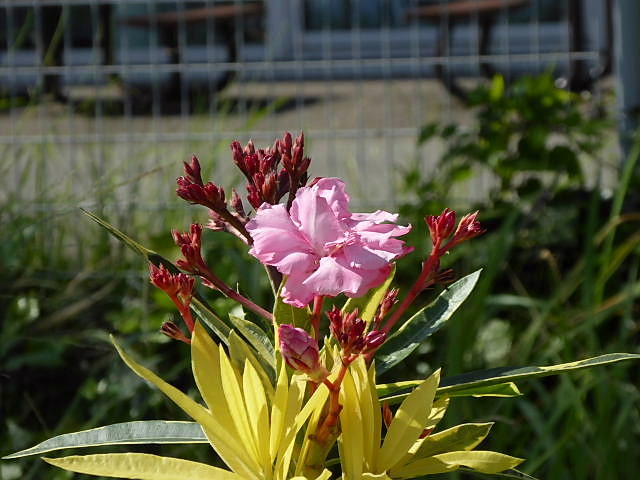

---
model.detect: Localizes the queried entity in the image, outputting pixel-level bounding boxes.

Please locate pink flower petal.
[342,244,391,270]
[290,184,345,253]
[281,271,318,307]
[303,256,365,297]
[247,203,317,274]
[315,177,352,219]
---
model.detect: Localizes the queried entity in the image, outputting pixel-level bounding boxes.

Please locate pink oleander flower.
[278,324,328,381]
[246,177,413,307]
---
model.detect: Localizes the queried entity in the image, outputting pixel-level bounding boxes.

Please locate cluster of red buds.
[172,224,206,275]
[327,307,387,358]
[176,156,251,243]
[278,324,329,382]
[231,132,310,210]
[426,208,485,252]
[380,209,484,335]
[149,263,195,344]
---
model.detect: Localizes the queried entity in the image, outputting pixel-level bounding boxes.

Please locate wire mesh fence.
[1,0,614,264]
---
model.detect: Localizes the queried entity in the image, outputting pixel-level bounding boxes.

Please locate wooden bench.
[123,3,264,96]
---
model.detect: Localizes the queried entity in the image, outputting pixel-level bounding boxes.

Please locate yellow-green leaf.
[112,336,258,479]
[218,346,261,468]
[191,323,238,436]
[411,423,493,459]
[424,397,450,432]
[377,369,440,471]
[243,359,272,474]
[44,453,242,479]
[339,367,364,479]
[351,359,378,469]
[270,362,290,463]
[392,450,523,477]
[228,330,275,400]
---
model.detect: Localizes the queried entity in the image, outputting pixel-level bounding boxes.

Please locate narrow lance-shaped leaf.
[44,453,242,480]
[228,314,276,375]
[112,335,260,478]
[81,209,232,342]
[438,353,640,394]
[377,382,521,406]
[382,353,640,404]
[459,466,541,480]
[376,270,481,375]
[2,421,207,459]
[377,369,441,471]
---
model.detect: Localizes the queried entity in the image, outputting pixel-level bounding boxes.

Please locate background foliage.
[2,73,639,480]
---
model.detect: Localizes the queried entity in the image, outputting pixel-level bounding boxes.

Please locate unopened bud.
[183,155,203,185]
[453,211,484,243]
[363,330,387,351]
[279,324,328,381]
[426,208,457,246]
[161,321,191,344]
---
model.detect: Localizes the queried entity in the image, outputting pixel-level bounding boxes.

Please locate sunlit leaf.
[43,453,241,479]
[376,271,481,375]
[438,353,640,394]
[339,367,364,479]
[81,209,232,342]
[379,382,521,406]
[2,421,207,459]
[377,370,440,471]
[410,423,493,459]
[391,450,523,477]
[113,336,259,478]
[228,330,276,393]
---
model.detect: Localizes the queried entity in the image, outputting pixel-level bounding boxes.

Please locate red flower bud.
[453,211,485,243]
[426,208,457,246]
[183,155,203,185]
[278,324,328,381]
[363,330,387,351]
[161,321,191,344]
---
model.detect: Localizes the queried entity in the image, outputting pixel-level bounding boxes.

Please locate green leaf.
[43,453,242,479]
[490,75,505,101]
[411,423,494,459]
[81,209,232,342]
[378,370,440,471]
[418,124,439,145]
[378,382,520,406]
[2,421,207,459]
[375,270,481,375]
[343,265,396,323]
[438,353,640,394]
[459,466,541,479]
[228,330,276,389]
[273,285,311,330]
[392,450,523,477]
[228,315,275,375]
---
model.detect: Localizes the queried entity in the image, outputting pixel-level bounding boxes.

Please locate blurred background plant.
[3,70,638,480]
[394,73,640,479]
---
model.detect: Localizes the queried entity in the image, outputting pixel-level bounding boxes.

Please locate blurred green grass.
[2,75,639,480]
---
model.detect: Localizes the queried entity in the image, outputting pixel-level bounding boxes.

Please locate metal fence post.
[614,0,640,156]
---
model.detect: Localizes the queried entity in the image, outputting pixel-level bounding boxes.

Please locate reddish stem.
[381,240,443,335]
[168,294,195,332]
[311,295,325,341]
[314,358,351,445]
[198,264,274,322]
